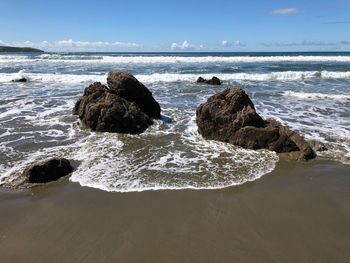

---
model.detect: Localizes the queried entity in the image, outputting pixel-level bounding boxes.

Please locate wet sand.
[1,159,350,263]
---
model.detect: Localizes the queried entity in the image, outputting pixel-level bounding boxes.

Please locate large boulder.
[107,71,161,118]
[196,88,316,161]
[22,158,73,184]
[196,76,221,85]
[73,82,153,133]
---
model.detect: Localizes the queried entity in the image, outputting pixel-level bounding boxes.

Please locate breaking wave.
[2,54,350,64]
[281,91,350,101]
[1,70,350,84]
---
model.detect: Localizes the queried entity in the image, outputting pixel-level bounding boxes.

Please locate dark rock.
[73,82,153,133]
[12,77,27,83]
[196,76,221,85]
[22,158,73,184]
[196,88,316,161]
[107,71,161,118]
[197,77,206,83]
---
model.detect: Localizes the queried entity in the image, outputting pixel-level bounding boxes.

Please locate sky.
[0,0,349,52]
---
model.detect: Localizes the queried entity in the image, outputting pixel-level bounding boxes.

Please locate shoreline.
[1,159,350,262]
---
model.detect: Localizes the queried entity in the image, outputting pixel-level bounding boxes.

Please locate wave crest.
[2,54,350,63]
[1,70,349,84]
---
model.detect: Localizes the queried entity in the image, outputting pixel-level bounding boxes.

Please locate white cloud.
[221,40,245,47]
[170,40,194,50]
[53,39,141,50]
[221,40,229,47]
[0,39,141,51]
[270,7,302,15]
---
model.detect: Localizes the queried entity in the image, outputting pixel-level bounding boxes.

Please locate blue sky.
[0,0,349,51]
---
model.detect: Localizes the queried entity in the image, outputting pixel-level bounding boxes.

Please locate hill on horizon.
[0,46,44,53]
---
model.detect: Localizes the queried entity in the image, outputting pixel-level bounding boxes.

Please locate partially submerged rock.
[23,158,73,184]
[196,88,316,161]
[12,77,27,83]
[0,158,73,189]
[74,82,153,133]
[107,72,161,118]
[74,72,161,134]
[196,76,221,85]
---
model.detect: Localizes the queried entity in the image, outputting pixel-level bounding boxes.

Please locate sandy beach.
[1,159,350,263]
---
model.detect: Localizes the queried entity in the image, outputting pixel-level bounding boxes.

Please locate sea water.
[0,52,349,191]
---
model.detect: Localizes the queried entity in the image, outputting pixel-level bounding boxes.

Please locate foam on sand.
[0,109,279,192]
[69,126,279,192]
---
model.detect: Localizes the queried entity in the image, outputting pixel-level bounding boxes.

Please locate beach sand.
[1,159,350,263]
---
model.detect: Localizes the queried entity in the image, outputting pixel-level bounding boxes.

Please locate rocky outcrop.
[107,72,161,118]
[196,88,316,161]
[22,158,73,184]
[196,76,221,85]
[74,72,161,134]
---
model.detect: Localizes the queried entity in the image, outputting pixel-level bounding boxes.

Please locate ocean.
[0,52,349,192]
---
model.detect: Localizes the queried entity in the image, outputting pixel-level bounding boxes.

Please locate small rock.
[196,76,221,85]
[12,77,27,83]
[22,158,73,184]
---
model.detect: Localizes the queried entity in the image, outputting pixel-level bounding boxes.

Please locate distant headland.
[0,46,44,53]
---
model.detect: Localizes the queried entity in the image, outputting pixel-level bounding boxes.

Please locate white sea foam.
[0,71,106,84]
[38,54,103,60]
[69,128,279,192]
[0,55,30,62]
[282,91,350,101]
[2,54,350,63]
[0,112,279,192]
[1,70,350,84]
[256,93,350,164]
[102,55,350,64]
[137,71,350,82]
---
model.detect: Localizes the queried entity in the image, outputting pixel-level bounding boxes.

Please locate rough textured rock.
[22,158,73,184]
[196,88,316,161]
[107,71,161,118]
[196,76,221,85]
[73,82,153,133]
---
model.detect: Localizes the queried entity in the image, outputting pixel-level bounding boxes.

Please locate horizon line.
[1,49,350,54]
